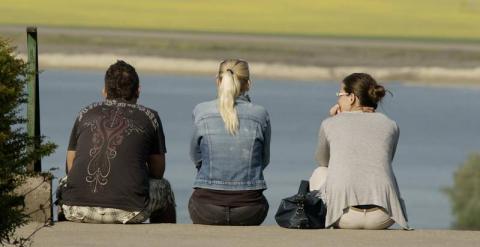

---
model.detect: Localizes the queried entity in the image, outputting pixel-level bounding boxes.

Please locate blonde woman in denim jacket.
[189,59,271,225]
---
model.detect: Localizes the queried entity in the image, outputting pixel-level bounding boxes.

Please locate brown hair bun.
[368,84,386,103]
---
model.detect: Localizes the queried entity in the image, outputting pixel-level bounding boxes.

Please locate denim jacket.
[190,95,271,190]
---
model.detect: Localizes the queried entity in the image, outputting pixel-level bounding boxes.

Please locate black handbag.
[274,180,326,229]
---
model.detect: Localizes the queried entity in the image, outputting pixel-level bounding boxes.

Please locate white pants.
[335,207,394,230]
[309,167,395,230]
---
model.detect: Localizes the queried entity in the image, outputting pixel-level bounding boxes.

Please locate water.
[39,69,480,229]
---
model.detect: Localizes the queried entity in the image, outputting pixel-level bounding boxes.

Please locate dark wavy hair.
[342,73,388,109]
[104,60,139,101]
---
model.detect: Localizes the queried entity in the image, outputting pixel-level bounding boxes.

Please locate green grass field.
[2,0,480,40]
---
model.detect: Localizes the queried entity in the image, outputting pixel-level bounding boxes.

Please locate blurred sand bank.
[18,53,480,85]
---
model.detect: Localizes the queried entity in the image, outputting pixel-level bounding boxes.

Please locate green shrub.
[0,38,56,244]
[445,153,480,230]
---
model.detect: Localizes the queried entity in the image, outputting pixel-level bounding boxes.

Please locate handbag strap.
[297,180,310,195]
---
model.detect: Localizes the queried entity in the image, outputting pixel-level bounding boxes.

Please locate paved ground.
[15,222,480,247]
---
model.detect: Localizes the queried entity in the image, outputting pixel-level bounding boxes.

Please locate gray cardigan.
[315,111,409,229]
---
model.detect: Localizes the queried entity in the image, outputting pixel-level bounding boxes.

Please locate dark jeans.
[188,196,269,226]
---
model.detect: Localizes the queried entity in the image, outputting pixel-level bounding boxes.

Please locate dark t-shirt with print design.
[62,100,166,211]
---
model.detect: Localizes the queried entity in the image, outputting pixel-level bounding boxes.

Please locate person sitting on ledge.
[188,59,271,225]
[309,73,410,230]
[56,60,176,224]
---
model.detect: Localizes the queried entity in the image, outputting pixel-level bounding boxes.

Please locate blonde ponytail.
[217,59,250,135]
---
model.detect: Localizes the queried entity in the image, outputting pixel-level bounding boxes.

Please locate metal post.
[27,26,41,172]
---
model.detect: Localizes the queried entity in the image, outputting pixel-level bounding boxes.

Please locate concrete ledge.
[16,222,480,247]
[14,175,53,224]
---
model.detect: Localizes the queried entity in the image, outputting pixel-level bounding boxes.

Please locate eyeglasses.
[336,92,349,97]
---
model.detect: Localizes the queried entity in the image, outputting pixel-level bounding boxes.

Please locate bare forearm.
[66,151,76,174]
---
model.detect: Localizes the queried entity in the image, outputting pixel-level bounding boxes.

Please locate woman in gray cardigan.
[310,73,409,230]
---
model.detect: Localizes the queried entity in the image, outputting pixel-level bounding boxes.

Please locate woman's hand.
[329,104,340,116]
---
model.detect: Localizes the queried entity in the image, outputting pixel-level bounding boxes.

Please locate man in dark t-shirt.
[56,60,175,223]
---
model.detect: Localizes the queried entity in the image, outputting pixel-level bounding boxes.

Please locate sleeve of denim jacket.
[190,111,202,169]
[314,123,330,167]
[263,112,271,167]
